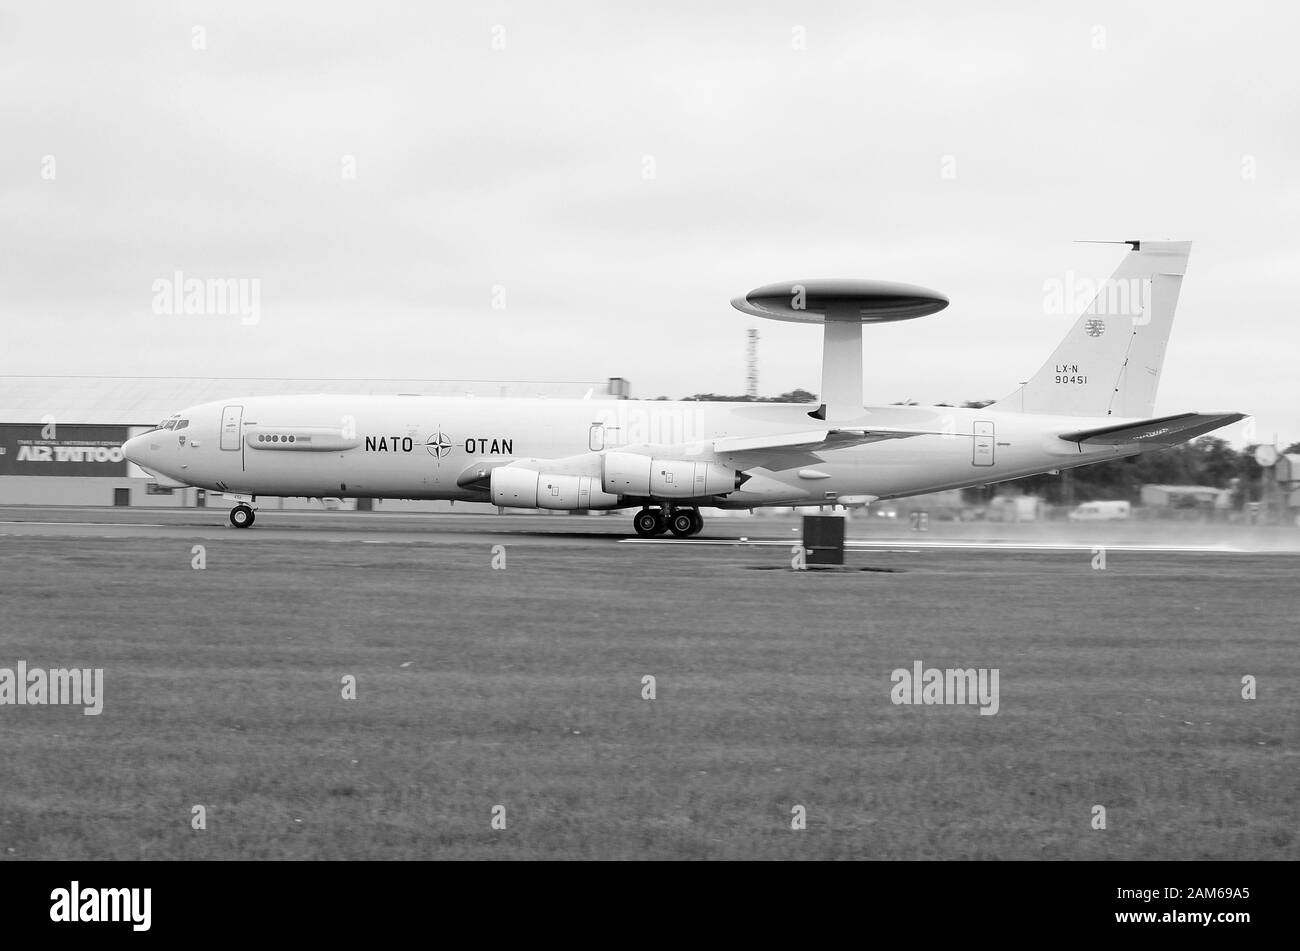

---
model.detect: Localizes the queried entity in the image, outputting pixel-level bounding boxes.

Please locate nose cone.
[121,434,149,466]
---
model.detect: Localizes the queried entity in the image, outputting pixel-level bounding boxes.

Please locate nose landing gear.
[229,502,256,528]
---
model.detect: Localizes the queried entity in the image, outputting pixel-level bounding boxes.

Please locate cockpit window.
[149,415,186,433]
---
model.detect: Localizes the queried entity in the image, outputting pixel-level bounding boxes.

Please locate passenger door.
[220,405,243,451]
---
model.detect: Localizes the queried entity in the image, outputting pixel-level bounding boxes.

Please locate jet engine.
[490,467,620,510]
[602,451,743,499]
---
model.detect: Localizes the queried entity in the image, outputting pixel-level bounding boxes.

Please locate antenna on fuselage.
[1074,239,1142,250]
[730,279,949,422]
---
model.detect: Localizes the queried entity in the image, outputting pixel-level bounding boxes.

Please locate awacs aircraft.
[123,241,1243,536]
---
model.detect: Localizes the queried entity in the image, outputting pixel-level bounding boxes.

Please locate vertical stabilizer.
[998,241,1191,417]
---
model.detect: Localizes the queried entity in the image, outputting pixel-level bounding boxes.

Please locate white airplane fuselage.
[123,394,1133,507]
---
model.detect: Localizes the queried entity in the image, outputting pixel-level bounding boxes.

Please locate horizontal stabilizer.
[1059,412,1245,446]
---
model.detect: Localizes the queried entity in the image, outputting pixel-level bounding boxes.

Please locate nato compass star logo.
[1084,318,1106,337]
[425,431,453,459]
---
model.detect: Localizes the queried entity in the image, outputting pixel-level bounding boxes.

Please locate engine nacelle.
[602,451,741,499]
[490,467,620,510]
[602,452,653,495]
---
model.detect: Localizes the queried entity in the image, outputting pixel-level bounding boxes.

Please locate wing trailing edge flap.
[1059,412,1246,446]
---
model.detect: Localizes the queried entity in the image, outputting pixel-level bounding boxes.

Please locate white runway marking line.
[620,538,1247,553]
[0,520,170,528]
[845,541,1244,553]
[621,538,921,553]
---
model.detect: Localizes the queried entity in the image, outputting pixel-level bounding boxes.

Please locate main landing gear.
[633,506,703,538]
[229,502,256,528]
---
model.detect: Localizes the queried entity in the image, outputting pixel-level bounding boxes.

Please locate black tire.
[633,509,664,537]
[230,505,255,528]
[687,510,704,536]
[668,511,695,538]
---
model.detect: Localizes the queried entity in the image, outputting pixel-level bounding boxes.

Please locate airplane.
[122,240,1244,536]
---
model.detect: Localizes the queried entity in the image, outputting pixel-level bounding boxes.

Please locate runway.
[0,505,1296,553]
[0,506,632,545]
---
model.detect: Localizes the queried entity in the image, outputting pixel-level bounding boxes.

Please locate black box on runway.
[802,515,845,566]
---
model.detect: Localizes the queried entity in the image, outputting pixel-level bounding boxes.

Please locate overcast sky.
[2,1,1296,443]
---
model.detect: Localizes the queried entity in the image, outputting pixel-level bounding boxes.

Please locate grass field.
[1,533,1296,860]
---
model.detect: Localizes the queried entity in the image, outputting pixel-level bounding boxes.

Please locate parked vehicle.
[1068,500,1132,521]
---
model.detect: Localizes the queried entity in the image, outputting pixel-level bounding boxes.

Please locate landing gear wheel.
[633,509,666,537]
[668,511,696,538]
[230,504,255,528]
[687,509,704,536]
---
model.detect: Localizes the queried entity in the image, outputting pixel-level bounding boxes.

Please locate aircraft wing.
[1058,412,1245,446]
[458,426,972,491]
[712,426,967,455]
